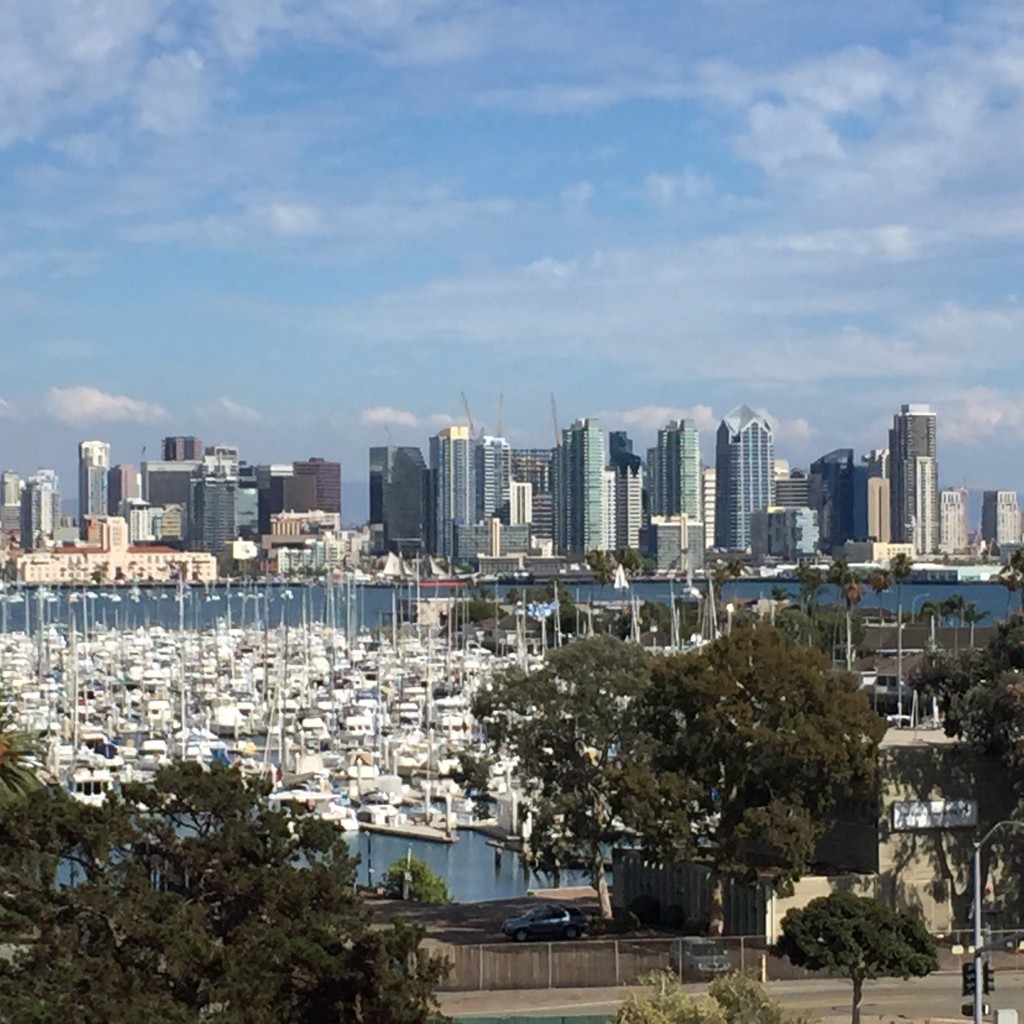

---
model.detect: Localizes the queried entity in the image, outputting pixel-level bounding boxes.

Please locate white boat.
[67,763,115,806]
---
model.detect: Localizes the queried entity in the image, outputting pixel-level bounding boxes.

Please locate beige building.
[867,476,891,543]
[17,516,215,584]
[939,487,969,554]
[839,540,914,564]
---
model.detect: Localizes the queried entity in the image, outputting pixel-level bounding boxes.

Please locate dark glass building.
[369,446,428,556]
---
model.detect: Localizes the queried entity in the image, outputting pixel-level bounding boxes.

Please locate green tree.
[0,700,41,805]
[616,547,643,574]
[383,855,452,904]
[587,550,617,586]
[828,558,863,670]
[999,548,1024,616]
[633,625,885,935]
[962,602,989,648]
[0,763,443,1024]
[472,635,653,919]
[794,561,826,617]
[776,892,938,1024]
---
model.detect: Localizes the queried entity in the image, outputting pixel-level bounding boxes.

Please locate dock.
[359,821,458,844]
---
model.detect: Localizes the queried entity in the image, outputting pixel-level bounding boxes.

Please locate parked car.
[501,904,589,942]
[670,937,733,980]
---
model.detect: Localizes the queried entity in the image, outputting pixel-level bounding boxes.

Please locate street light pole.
[972,820,1024,1024]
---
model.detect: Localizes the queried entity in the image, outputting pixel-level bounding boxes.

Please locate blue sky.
[2,0,1023,519]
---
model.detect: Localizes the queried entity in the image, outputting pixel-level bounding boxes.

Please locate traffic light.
[962,962,976,997]
[983,961,995,994]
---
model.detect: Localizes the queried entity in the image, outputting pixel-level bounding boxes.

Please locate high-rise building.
[254,464,315,535]
[189,449,239,554]
[475,436,511,522]
[807,449,868,553]
[20,469,61,550]
[508,480,533,527]
[429,426,474,559]
[773,462,811,508]
[511,448,555,539]
[750,506,820,562]
[293,457,341,516]
[142,460,201,540]
[608,431,634,466]
[369,446,428,556]
[651,420,701,520]
[702,466,716,550]
[108,464,139,515]
[555,418,606,555]
[613,460,643,551]
[78,440,110,536]
[602,468,618,552]
[714,406,774,551]
[162,436,203,461]
[981,490,1021,548]
[862,449,890,479]
[1,472,22,535]
[889,404,938,554]
[866,477,892,543]
[939,488,969,554]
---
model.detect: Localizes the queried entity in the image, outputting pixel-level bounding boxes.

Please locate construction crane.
[460,391,476,437]
[550,392,561,446]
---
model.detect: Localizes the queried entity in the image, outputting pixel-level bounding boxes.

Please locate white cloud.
[643,170,715,205]
[212,396,262,423]
[605,404,718,435]
[0,398,13,418]
[936,388,1024,445]
[46,386,167,425]
[134,50,208,136]
[360,406,419,427]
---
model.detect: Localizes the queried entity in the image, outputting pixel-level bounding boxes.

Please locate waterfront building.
[20,469,61,551]
[162,435,203,461]
[807,448,868,553]
[454,519,531,566]
[429,425,474,559]
[293,457,341,517]
[750,506,820,562]
[981,490,1021,549]
[78,440,110,537]
[189,447,240,554]
[1,472,21,535]
[368,445,428,556]
[651,420,701,520]
[939,488,969,555]
[602,468,618,552]
[255,464,315,536]
[511,448,555,539]
[641,515,704,573]
[16,516,215,584]
[555,418,606,555]
[889,404,938,554]
[867,476,892,543]
[508,480,532,526]
[613,459,643,551]
[142,459,201,535]
[714,406,774,551]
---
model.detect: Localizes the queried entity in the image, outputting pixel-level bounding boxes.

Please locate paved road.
[438,972,1024,1020]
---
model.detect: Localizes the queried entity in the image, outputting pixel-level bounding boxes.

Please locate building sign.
[891,799,978,831]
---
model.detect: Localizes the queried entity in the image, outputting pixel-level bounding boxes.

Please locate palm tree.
[0,701,41,805]
[999,549,1024,618]
[888,553,913,721]
[962,602,989,648]
[868,569,892,622]
[940,594,967,652]
[795,560,826,618]
[828,557,862,670]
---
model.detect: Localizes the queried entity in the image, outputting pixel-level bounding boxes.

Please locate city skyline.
[1,2,1024,500]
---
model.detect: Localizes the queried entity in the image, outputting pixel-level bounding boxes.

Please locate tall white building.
[20,469,61,550]
[702,466,716,550]
[602,468,617,553]
[981,491,1021,548]
[78,440,110,537]
[475,435,511,522]
[715,406,775,551]
[614,463,643,551]
[939,488,968,555]
[508,480,533,526]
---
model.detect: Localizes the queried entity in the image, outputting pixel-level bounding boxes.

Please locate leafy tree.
[587,550,617,586]
[962,602,989,648]
[867,569,891,618]
[472,635,653,919]
[383,855,452,904]
[614,599,672,642]
[617,970,810,1024]
[616,547,643,574]
[776,892,938,1024]
[0,763,444,1024]
[794,561,826,617]
[632,624,885,935]
[999,548,1024,616]
[0,699,41,805]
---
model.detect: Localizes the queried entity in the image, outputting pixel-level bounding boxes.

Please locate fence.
[434,931,1024,992]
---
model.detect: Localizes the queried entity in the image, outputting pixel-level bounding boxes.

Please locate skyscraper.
[189,448,239,554]
[939,488,969,554]
[369,445,428,555]
[511,448,555,539]
[20,469,61,550]
[162,436,203,461]
[555,418,605,555]
[429,426,474,559]
[888,404,938,554]
[78,440,110,536]
[1,472,22,535]
[475,436,511,522]
[714,406,774,551]
[808,449,868,553]
[981,491,1021,548]
[108,464,139,515]
[293,457,341,516]
[613,460,643,551]
[652,420,701,520]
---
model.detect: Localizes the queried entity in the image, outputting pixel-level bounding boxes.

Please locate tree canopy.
[383,855,452,904]
[0,762,443,1024]
[0,698,41,806]
[472,634,653,918]
[632,624,885,934]
[776,892,937,1024]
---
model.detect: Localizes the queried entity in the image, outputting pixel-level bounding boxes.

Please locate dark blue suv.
[501,905,589,942]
